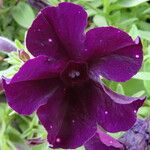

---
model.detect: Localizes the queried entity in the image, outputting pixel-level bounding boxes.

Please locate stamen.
[69,70,80,78]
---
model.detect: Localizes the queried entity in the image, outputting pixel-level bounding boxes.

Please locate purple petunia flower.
[119,118,150,150]
[0,37,17,93]
[28,0,49,10]
[3,2,146,149]
[84,128,124,150]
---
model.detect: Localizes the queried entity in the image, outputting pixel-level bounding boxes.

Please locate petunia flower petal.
[37,82,97,149]
[84,129,124,150]
[85,27,143,82]
[2,55,65,115]
[26,2,87,59]
[3,78,60,115]
[92,81,145,132]
[10,55,66,83]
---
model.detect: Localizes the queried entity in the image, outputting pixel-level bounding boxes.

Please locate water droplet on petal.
[105,111,108,115]
[135,54,139,58]
[118,30,121,33]
[50,125,53,129]
[84,48,87,51]
[134,110,137,113]
[72,120,75,123]
[110,141,113,144]
[56,138,61,143]
[78,11,81,14]
[48,38,52,42]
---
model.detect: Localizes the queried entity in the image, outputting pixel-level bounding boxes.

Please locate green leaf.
[47,0,59,5]
[108,132,124,139]
[133,72,150,80]
[139,30,150,41]
[93,15,108,27]
[137,21,150,32]
[143,60,150,96]
[129,24,139,39]
[11,2,35,28]
[15,39,25,49]
[138,106,150,117]
[76,147,85,150]
[86,9,97,16]
[132,90,145,97]
[116,84,125,94]
[118,0,148,8]
[144,99,150,106]
[119,18,138,28]
[109,79,144,96]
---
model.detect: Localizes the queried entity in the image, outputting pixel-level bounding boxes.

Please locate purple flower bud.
[119,118,150,150]
[28,0,49,10]
[0,37,17,52]
[27,138,45,146]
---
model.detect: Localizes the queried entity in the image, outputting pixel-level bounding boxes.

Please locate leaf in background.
[8,128,30,150]
[93,15,108,27]
[138,106,150,117]
[118,0,149,8]
[47,0,59,5]
[76,147,85,150]
[108,79,144,96]
[119,18,138,28]
[143,60,150,96]
[129,24,139,39]
[109,11,121,25]
[139,30,150,41]
[148,45,150,55]
[15,39,25,50]
[11,2,35,28]
[133,72,150,80]
[116,83,125,95]
[132,90,145,97]
[142,7,150,15]
[138,21,150,32]
[108,132,124,139]
[86,9,97,17]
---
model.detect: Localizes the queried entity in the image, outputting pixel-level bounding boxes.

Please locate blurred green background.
[0,0,150,149]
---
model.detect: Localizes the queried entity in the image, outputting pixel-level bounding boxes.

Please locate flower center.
[60,61,88,86]
[68,70,80,78]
